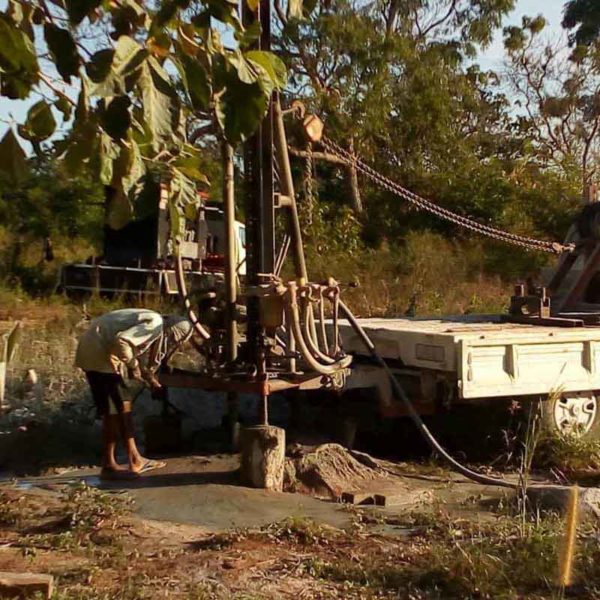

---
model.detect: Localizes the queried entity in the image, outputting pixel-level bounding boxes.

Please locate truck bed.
[339,315,600,399]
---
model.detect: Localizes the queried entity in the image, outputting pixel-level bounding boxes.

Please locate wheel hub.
[553,393,598,435]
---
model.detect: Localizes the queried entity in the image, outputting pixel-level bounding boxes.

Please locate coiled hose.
[338,300,519,489]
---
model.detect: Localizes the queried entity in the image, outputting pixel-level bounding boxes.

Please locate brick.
[0,572,54,599]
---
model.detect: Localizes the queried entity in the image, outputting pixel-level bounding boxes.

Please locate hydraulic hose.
[301,299,336,364]
[338,300,518,490]
[285,287,352,375]
[174,250,211,341]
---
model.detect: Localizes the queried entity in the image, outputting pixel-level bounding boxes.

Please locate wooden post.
[240,425,285,491]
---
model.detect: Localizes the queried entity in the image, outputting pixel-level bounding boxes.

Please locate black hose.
[338,300,518,489]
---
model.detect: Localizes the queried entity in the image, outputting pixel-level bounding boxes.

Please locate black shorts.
[85,371,132,417]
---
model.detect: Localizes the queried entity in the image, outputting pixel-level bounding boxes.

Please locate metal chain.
[320,135,573,255]
[304,141,315,226]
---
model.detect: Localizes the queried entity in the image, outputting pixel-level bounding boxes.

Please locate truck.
[339,212,600,440]
[58,184,245,297]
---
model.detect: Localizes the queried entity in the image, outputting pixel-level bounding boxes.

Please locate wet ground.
[0,453,513,534]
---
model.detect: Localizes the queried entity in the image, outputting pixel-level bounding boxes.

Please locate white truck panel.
[339,316,600,400]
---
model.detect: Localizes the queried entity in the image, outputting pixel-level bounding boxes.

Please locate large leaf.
[0,129,29,184]
[18,100,56,142]
[0,13,39,98]
[138,58,180,151]
[214,58,269,144]
[4,321,22,364]
[176,52,211,111]
[99,95,132,141]
[44,24,81,83]
[168,168,199,241]
[245,50,287,90]
[65,0,102,25]
[89,36,147,97]
[86,49,115,83]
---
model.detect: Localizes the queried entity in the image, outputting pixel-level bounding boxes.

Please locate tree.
[0,0,288,236]
[504,16,600,186]
[563,0,600,46]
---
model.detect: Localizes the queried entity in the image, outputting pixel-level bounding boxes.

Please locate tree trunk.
[240,425,285,491]
[347,162,363,214]
[347,138,363,214]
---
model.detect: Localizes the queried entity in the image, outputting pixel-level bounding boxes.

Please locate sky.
[0,0,570,141]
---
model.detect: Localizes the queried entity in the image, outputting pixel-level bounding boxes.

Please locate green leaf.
[7,0,34,39]
[176,53,211,111]
[235,20,261,49]
[205,0,242,30]
[99,132,119,185]
[173,155,210,184]
[114,36,148,77]
[0,13,39,99]
[106,185,134,230]
[138,58,180,151]
[54,96,72,121]
[18,100,56,142]
[65,0,102,25]
[168,167,199,241]
[99,95,132,141]
[86,49,115,83]
[89,36,147,97]
[214,58,269,144]
[44,24,81,84]
[245,50,287,90]
[0,129,29,184]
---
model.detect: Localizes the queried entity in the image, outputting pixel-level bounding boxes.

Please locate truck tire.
[536,392,600,439]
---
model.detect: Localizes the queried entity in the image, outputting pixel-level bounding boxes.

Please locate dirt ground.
[2,452,600,599]
[3,315,600,598]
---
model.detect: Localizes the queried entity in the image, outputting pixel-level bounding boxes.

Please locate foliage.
[564,0,600,46]
[0,0,290,238]
[504,15,600,185]
[279,0,583,262]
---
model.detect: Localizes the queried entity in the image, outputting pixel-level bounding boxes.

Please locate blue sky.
[0,0,569,140]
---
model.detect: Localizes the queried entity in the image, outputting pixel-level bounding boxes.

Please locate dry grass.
[306,231,511,317]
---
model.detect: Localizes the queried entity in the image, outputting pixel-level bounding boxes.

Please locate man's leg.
[102,414,125,472]
[117,400,146,471]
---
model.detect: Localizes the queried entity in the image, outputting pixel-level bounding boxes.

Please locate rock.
[0,572,54,599]
[526,485,600,519]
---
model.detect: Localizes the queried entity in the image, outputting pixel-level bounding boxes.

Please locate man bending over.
[75,308,192,479]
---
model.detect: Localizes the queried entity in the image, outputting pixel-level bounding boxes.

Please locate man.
[75,308,193,479]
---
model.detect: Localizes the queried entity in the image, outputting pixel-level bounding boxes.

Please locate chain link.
[304,141,315,226]
[320,136,573,255]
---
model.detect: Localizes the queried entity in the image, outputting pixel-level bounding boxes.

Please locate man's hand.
[141,368,162,391]
[129,364,143,381]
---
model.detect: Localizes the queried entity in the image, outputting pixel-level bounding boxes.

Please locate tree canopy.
[0,0,287,234]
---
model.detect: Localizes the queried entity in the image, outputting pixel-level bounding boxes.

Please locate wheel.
[538,391,600,438]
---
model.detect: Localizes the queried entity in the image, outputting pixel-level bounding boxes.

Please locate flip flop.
[137,459,167,474]
[100,468,140,481]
